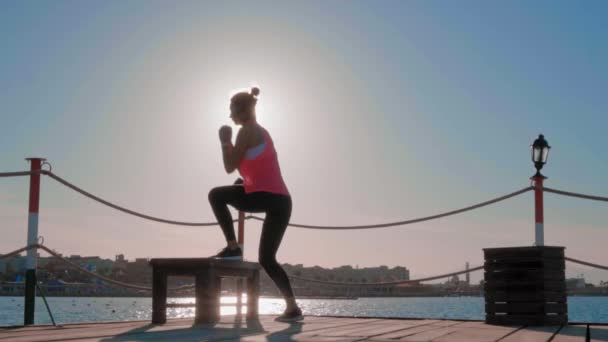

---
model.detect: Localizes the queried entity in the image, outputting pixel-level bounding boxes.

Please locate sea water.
[1,296,607,327]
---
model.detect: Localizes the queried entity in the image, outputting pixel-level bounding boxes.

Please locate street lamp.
[530,134,550,246]
[531,134,550,178]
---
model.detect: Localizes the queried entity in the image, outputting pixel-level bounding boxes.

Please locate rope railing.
[42,171,535,229]
[0,169,537,229]
[0,171,35,178]
[565,257,608,271]
[1,244,484,289]
[540,186,608,203]
[43,170,239,227]
[289,265,485,286]
[0,244,193,292]
[1,244,607,289]
[251,187,534,229]
[1,170,606,230]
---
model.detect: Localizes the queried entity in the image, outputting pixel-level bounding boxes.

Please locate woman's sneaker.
[211,246,243,261]
[274,307,304,322]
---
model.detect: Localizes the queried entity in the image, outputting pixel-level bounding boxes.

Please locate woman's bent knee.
[208,187,223,204]
[258,255,278,269]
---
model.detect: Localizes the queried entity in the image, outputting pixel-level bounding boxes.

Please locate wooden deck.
[1,315,605,341]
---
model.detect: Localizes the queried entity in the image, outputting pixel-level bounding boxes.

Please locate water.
[1,296,607,327]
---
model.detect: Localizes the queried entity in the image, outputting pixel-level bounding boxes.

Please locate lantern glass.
[531,146,544,163]
[541,147,549,163]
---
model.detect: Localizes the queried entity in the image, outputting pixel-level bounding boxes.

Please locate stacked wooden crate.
[484,246,567,325]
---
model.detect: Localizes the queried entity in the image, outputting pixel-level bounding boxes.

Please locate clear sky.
[1,1,607,284]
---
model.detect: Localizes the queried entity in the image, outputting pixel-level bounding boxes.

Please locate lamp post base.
[24,269,36,325]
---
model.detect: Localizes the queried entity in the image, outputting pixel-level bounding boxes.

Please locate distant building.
[123,258,151,285]
[0,281,24,295]
[566,277,586,290]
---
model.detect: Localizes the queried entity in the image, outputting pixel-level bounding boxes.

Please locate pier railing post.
[532,176,545,246]
[24,157,45,325]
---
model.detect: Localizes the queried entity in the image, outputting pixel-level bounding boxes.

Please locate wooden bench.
[149,258,261,324]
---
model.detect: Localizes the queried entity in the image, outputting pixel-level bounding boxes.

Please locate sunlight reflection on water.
[1,296,607,326]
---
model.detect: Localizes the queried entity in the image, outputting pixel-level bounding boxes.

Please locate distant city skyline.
[1,1,607,285]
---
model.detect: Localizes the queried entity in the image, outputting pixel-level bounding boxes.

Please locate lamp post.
[24,157,45,325]
[530,134,551,246]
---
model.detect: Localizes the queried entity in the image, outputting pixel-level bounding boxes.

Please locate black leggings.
[208,185,294,298]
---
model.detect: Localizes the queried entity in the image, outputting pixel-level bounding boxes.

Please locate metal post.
[24,157,44,325]
[533,176,545,246]
[236,211,245,315]
[237,211,245,253]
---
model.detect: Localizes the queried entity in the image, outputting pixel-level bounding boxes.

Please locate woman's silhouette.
[208,87,303,322]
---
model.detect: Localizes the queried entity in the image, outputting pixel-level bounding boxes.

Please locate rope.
[4,168,608,230]
[292,256,608,286]
[2,244,482,289]
[566,257,608,271]
[42,171,238,227]
[251,187,534,229]
[36,244,152,291]
[288,265,484,286]
[1,169,535,230]
[4,244,606,290]
[0,245,32,260]
[0,171,35,177]
[540,187,608,203]
[35,276,57,326]
[0,244,194,291]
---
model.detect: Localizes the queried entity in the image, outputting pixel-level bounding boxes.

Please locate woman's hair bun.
[251,87,260,97]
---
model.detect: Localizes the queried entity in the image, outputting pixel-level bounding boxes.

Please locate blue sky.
[1,1,607,283]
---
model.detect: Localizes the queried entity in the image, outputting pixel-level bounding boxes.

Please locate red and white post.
[532,176,545,246]
[24,157,44,325]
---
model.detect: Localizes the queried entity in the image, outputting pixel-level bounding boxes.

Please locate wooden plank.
[314,320,411,337]
[7,317,602,342]
[485,259,565,270]
[591,325,608,341]
[485,290,566,302]
[269,317,388,341]
[500,325,563,342]
[483,246,564,259]
[0,321,158,341]
[434,321,521,342]
[397,321,466,341]
[486,314,567,326]
[332,320,431,339]
[484,269,565,281]
[484,279,566,291]
[194,268,220,324]
[486,302,567,314]
[365,320,455,340]
[251,316,365,334]
[552,325,588,342]
[242,317,374,342]
[1,319,202,342]
[2,316,361,342]
[151,267,167,324]
[246,268,260,320]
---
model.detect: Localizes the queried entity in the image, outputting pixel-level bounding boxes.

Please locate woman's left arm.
[222,127,251,173]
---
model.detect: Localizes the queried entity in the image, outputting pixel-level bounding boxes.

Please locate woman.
[208,87,303,322]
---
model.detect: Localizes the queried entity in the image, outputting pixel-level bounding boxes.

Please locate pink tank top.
[238,126,290,195]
